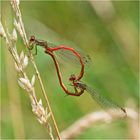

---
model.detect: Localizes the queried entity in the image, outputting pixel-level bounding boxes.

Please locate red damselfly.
[69,74,126,115]
[29,36,126,115]
[29,36,88,96]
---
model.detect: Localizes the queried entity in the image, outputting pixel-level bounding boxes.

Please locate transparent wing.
[85,85,126,115]
[47,42,92,67]
[57,49,91,66]
[76,82,126,115]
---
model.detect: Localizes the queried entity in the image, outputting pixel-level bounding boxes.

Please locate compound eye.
[69,74,76,81]
[30,35,35,42]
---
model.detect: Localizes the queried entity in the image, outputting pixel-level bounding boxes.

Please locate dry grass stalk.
[0,22,54,139]
[60,108,138,139]
[1,0,61,139]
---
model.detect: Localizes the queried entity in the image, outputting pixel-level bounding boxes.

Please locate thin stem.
[31,57,61,139]
[10,0,61,139]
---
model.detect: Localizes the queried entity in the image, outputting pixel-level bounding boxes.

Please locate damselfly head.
[29,36,36,49]
[29,35,36,43]
[69,74,76,81]
[30,35,35,42]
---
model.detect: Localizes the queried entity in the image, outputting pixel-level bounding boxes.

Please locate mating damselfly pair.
[29,36,126,116]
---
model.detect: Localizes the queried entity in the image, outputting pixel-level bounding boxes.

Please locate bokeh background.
[1,0,139,139]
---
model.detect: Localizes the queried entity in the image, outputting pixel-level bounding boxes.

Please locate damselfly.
[69,74,126,115]
[29,36,89,96]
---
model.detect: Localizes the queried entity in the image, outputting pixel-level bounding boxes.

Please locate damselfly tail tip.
[121,107,127,117]
[29,35,35,42]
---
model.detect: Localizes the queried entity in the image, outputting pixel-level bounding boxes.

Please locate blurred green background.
[1,0,139,139]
